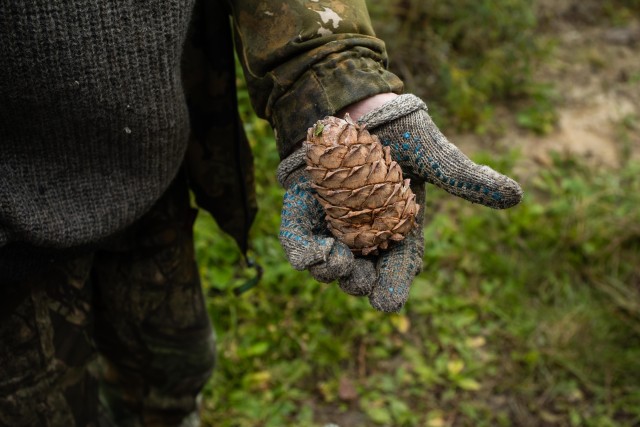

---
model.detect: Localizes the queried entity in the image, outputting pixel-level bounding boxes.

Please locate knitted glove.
[364,179,425,311]
[278,94,522,312]
[278,148,425,311]
[278,150,377,297]
[352,94,522,311]
[358,94,523,209]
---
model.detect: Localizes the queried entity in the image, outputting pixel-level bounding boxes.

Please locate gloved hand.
[277,150,378,298]
[278,94,522,312]
[357,94,522,209]
[353,94,522,311]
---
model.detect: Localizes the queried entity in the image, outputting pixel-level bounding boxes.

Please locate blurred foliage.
[535,0,640,26]
[369,0,639,133]
[196,117,640,425]
[194,93,640,426]
[369,0,555,133]
[193,0,640,425]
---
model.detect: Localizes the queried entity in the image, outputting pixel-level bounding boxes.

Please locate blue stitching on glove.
[381,132,507,204]
[279,230,309,245]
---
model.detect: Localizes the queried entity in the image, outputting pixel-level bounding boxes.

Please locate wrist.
[357,94,427,130]
[338,93,400,121]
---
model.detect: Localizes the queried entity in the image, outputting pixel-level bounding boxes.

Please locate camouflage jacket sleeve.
[227,0,403,158]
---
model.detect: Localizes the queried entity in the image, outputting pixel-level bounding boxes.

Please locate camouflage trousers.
[0,175,216,427]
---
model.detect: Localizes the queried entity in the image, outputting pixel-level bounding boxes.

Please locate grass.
[369,0,555,133]
[194,117,640,425]
[193,1,640,425]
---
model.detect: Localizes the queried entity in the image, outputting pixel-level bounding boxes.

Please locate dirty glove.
[277,150,377,297]
[363,179,425,312]
[353,94,523,310]
[277,94,523,312]
[278,147,426,312]
[358,94,523,209]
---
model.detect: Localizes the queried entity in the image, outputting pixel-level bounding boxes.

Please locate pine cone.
[305,115,420,256]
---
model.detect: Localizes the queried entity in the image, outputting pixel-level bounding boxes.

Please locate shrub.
[369,0,550,131]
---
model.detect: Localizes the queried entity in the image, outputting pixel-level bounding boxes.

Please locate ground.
[455,11,640,173]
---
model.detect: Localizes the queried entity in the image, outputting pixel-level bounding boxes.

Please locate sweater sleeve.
[227,0,403,158]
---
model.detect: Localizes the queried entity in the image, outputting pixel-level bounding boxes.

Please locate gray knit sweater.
[0,1,195,251]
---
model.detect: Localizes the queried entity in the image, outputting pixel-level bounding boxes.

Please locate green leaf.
[366,406,393,425]
[447,359,465,376]
[457,378,482,391]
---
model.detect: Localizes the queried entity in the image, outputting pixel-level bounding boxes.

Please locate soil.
[456,11,640,178]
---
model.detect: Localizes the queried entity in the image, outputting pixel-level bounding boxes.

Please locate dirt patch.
[519,89,637,169]
[455,15,640,176]
[525,21,640,164]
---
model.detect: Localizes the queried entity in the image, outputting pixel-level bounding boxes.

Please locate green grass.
[194,112,640,425]
[369,0,555,133]
[192,1,640,424]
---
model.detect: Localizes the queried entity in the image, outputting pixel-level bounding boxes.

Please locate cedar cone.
[305,115,419,256]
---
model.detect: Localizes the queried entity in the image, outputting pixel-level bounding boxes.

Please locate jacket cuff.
[271,45,403,159]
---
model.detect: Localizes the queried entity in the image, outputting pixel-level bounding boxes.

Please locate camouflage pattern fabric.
[183,0,403,253]
[181,0,415,315]
[228,0,404,158]
[0,174,216,427]
[183,0,257,255]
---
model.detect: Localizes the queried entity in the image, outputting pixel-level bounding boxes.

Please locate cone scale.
[305,115,419,256]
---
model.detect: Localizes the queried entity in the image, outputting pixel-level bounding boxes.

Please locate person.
[0,0,522,425]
